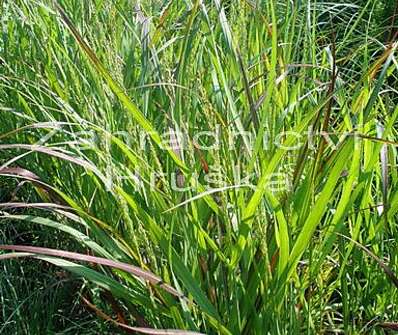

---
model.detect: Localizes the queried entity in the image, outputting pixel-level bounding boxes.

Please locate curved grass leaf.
[0,245,184,298]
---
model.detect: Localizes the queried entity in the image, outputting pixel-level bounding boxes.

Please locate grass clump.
[1,0,398,334]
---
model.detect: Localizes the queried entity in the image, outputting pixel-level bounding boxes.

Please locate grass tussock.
[0,0,398,334]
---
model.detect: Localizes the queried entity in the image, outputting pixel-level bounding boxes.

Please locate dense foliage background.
[1,0,398,334]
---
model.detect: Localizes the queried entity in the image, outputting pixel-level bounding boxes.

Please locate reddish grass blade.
[81,295,204,335]
[0,167,40,180]
[0,245,184,298]
[0,144,105,181]
[0,252,32,260]
[379,322,398,331]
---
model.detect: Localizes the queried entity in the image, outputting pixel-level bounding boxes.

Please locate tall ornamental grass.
[1,0,398,333]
